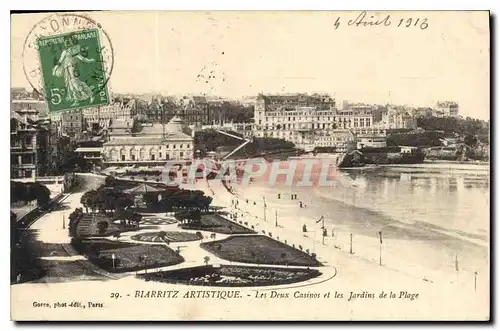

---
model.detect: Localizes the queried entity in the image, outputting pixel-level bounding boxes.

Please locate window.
[159,152,162,158]
[151,154,155,161]
[132,154,136,161]
[180,144,183,148]
[180,152,184,157]
[121,155,125,161]
[187,144,190,149]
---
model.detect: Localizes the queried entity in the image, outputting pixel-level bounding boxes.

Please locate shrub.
[244,222,248,226]
[284,239,287,244]
[97,221,109,235]
[311,253,317,260]
[298,245,303,251]
[251,225,255,229]
[277,236,280,240]
[195,231,203,239]
[261,230,265,234]
[305,249,310,254]
[292,244,295,248]
[268,232,272,237]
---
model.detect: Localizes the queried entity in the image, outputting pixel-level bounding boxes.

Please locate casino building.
[102,115,194,167]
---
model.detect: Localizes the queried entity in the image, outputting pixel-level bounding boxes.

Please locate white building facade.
[102,116,194,166]
[253,94,377,151]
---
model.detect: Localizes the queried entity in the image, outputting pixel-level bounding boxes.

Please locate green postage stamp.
[36,29,110,113]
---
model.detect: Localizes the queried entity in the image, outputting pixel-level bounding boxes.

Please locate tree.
[204,256,210,265]
[104,176,115,187]
[32,183,51,208]
[97,221,109,235]
[116,209,142,228]
[11,212,18,247]
[81,190,98,213]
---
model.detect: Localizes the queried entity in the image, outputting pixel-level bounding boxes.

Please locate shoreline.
[205,177,488,288]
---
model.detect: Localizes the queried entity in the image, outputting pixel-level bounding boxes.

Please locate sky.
[11,11,490,119]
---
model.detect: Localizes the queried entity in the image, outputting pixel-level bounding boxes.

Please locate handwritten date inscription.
[334,11,429,30]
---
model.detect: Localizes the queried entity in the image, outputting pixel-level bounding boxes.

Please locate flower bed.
[137,264,321,287]
[179,213,254,234]
[201,235,322,267]
[131,231,201,243]
[139,216,177,226]
[71,238,184,273]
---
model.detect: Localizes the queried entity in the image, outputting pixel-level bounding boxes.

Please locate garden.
[131,231,202,243]
[71,238,184,273]
[201,235,322,267]
[137,264,321,287]
[178,212,255,235]
[138,216,177,226]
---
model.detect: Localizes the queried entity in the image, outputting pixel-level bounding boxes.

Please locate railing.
[12,176,64,183]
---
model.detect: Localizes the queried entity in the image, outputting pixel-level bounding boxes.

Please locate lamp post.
[378,231,383,266]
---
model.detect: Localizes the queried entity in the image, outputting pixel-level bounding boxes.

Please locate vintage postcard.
[10,11,490,321]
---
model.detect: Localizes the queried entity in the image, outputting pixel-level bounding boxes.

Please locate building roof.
[11,111,28,125]
[75,147,103,153]
[124,183,162,194]
[110,118,133,129]
[139,116,192,138]
[11,99,45,104]
[103,134,192,146]
[139,123,165,136]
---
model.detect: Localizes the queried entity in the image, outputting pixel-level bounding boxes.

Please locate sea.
[229,160,490,285]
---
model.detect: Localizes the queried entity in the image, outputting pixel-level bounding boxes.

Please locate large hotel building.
[252,94,405,151]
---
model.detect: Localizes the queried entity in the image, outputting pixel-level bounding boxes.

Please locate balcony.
[11,163,36,169]
[10,144,35,151]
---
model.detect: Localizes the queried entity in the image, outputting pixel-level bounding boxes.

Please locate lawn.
[71,238,184,273]
[75,214,137,238]
[179,213,255,235]
[201,235,322,267]
[131,231,202,243]
[137,264,321,287]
